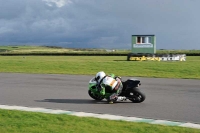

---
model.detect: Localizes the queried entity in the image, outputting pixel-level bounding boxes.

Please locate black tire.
[127,88,146,103]
[88,90,104,101]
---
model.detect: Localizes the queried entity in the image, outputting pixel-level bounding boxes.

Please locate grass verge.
[0,56,199,79]
[0,109,199,133]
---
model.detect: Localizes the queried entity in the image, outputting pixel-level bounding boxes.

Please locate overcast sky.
[0,0,200,49]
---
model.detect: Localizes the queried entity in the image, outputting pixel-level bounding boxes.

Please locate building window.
[137,36,151,44]
[137,37,141,43]
[142,37,145,43]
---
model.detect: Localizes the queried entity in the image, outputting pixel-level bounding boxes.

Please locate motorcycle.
[88,76,146,103]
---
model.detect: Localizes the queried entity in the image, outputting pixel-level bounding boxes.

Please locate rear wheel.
[88,90,104,101]
[127,88,146,103]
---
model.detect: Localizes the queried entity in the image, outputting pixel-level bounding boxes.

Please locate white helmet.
[95,71,106,83]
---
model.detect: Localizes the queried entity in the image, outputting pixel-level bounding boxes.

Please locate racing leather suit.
[97,74,123,102]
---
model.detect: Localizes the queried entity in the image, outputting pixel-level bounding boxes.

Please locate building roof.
[132,35,155,36]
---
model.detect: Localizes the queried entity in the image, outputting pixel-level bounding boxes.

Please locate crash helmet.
[95,71,106,83]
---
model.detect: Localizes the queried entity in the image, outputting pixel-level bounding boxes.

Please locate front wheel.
[88,90,104,101]
[127,88,146,103]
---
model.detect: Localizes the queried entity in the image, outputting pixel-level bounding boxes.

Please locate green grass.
[0,45,71,53]
[0,109,199,133]
[0,56,199,79]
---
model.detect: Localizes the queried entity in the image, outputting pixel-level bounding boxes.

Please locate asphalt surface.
[0,73,199,124]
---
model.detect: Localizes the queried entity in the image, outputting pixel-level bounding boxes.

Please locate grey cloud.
[0,0,200,49]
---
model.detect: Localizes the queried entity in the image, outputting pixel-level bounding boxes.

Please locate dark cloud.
[0,0,200,49]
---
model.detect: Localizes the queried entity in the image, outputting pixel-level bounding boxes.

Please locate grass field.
[0,45,119,53]
[0,56,199,79]
[0,109,200,133]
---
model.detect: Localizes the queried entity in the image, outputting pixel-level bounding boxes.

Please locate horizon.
[0,44,200,51]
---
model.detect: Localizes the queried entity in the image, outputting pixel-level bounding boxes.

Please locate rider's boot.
[108,100,114,104]
[107,93,118,104]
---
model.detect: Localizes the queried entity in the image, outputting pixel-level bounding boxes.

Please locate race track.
[0,73,199,124]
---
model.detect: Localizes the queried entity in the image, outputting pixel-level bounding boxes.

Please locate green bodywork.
[88,74,122,100]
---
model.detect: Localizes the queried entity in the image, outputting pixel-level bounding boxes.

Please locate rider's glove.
[115,76,122,80]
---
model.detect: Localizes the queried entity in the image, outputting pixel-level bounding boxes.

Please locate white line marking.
[0,104,199,129]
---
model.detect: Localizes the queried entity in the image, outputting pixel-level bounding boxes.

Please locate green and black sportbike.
[88,75,146,103]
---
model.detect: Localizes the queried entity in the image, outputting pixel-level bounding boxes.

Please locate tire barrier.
[127,53,186,61]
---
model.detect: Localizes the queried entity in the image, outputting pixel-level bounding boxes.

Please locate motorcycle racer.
[95,71,124,103]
